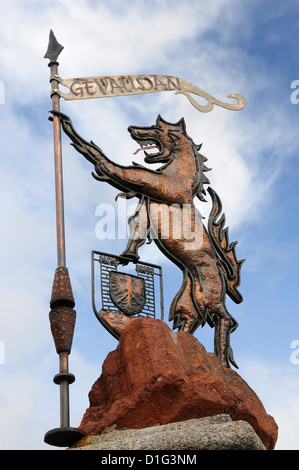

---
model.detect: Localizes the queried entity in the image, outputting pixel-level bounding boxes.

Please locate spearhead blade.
[44,30,64,63]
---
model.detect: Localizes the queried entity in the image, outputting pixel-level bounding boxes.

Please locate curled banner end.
[175,89,246,113]
[175,90,213,113]
[227,93,247,110]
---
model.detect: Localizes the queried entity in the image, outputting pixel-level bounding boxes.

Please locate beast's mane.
[157,115,211,202]
[188,137,211,203]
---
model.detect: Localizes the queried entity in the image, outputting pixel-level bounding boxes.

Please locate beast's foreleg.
[51,111,107,169]
[120,197,149,261]
[55,111,163,197]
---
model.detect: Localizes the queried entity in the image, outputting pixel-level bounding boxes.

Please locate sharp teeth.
[141,141,152,147]
[133,138,160,156]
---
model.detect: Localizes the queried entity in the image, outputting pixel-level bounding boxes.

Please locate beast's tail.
[207,187,245,304]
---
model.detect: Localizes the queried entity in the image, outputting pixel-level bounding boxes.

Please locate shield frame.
[91,250,164,338]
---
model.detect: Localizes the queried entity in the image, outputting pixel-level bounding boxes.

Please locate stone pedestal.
[69,414,266,450]
[75,317,278,450]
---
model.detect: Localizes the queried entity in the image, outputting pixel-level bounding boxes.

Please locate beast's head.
[128,115,188,164]
[128,115,210,201]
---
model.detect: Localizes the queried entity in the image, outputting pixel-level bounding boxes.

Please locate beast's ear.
[156,115,187,133]
[176,117,186,133]
[156,114,166,126]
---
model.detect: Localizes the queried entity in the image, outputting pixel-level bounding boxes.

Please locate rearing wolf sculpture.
[55,111,244,368]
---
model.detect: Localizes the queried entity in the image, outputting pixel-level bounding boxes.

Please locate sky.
[0,0,299,450]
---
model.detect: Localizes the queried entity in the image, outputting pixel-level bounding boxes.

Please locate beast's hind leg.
[212,308,238,369]
[169,270,201,333]
[120,197,149,261]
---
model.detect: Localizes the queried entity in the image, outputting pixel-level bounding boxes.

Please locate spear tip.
[44,29,64,63]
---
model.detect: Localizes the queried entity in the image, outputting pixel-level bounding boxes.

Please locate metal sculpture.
[53,73,246,113]
[44,30,85,447]
[92,251,164,340]
[53,111,244,369]
[43,29,247,451]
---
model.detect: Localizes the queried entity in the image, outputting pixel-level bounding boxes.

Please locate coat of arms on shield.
[92,250,164,339]
[109,271,146,316]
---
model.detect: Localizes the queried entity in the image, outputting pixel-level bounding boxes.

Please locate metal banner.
[53,74,246,113]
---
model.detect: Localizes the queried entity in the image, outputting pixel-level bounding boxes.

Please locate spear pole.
[44,30,85,448]
[46,32,66,268]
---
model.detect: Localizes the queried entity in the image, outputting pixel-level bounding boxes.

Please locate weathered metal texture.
[54,73,246,114]
[45,29,66,268]
[109,271,146,316]
[44,29,64,64]
[50,266,75,308]
[44,427,85,448]
[59,112,244,369]
[44,30,85,448]
[50,68,66,268]
[91,251,163,340]
[49,306,76,354]
[97,310,137,339]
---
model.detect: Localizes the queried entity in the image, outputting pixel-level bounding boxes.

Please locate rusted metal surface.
[44,30,84,448]
[49,306,76,354]
[49,62,66,268]
[96,310,138,339]
[92,251,163,340]
[109,271,146,316]
[50,266,75,308]
[58,112,244,369]
[44,30,67,268]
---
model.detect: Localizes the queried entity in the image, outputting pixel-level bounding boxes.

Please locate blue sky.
[0,0,299,450]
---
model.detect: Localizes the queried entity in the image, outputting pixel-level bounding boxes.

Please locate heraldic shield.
[92,251,164,340]
[109,271,146,316]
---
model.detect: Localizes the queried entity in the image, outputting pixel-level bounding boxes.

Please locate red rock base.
[79,317,278,450]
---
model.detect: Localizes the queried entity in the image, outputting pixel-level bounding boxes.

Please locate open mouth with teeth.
[128,128,165,163]
[132,138,164,163]
[133,143,159,156]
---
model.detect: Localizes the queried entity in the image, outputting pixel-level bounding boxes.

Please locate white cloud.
[239,357,299,450]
